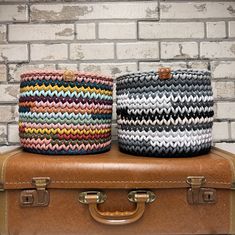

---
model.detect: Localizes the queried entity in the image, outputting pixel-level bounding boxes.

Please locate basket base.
[118,144,211,158]
[23,145,111,155]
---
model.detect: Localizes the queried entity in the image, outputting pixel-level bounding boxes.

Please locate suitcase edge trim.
[211,147,235,235]
[0,148,23,235]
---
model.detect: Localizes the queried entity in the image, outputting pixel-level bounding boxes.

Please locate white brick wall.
[0,105,18,122]
[8,63,56,82]
[211,61,235,79]
[139,22,204,39]
[212,122,229,141]
[116,42,159,59]
[0,85,19,102]
[31,44,68,61]
[161,42,198,59]
[0,0,234,146]
[206,22,226,38]
[139,62,187,72]
[0,25,6,43]
[99,22,136,39]
[160,2,235,19]
[0,44,28,62]
[8,124,19,143]
[0,4,28,22]
[80,62,137,76]
[200,42,235,58]
[229,21,235,37]
[216,102,235,119]
[0,64,7,81]
[212,81,235,99]
[30,2,158,21]
[76,23,96,40]
[0,125,7,144]
[70,43,114,60]
[9,24,75,41]
[231,122,235,140]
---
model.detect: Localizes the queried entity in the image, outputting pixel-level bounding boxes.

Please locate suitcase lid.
[0,143,234,190]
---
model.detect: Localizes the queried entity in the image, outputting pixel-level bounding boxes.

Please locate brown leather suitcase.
[0,143,235,235]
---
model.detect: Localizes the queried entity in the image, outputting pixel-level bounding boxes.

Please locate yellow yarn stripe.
[24,127,111,135]
[20,84,112,96]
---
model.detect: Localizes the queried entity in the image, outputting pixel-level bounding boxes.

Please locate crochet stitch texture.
[116,69,214,157]
[19,71,113,155]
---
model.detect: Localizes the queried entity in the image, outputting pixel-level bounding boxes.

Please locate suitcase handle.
[78,190,156,225]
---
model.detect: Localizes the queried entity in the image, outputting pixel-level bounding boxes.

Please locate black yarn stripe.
[118,110,214,121]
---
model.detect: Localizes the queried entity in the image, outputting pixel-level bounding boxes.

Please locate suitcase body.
[0,143,235,235]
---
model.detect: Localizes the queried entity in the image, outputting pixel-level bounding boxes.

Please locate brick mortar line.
[159,0,234,1]
[158,19,235,23]
[4,39,235,44]
[5,19,235,26]
[4,19,235,26]
[228,121,232,140]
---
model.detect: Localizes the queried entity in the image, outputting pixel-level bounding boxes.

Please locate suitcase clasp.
[187,176,217,204]
[20,177,51,207]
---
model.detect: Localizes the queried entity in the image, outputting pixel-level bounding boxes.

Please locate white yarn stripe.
[125,106,213,114]
[118,128,211,138]
[117,116,213,126]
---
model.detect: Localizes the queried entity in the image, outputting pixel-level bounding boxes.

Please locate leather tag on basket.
[63,70,75,82]
[158,67,172,80]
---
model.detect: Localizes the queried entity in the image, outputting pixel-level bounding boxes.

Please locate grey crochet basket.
[116,68,214,157]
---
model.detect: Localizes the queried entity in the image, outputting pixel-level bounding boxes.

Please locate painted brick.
[187,61,209,70]
[200,42,235,59]
[0,44,28,62]
[139,62,187,72]
[76,23,96,40]
[111,123,117,140]
[113,82,116,101]
[229,21,235,37]
[0,105,18,122]
[231,122,235,139]
[70,43,114,60]
[0,85,19,102]
[117,42,159,59]
[9,24,74,41]
[211,61,235,79]
[57,64,78,70]
[139,22,204,39]
[8,124,20,143]
[0,64,7,81]
[1,0,28,2]
[0,146,21,154]
[8,63,56,82]
[161,42,198,59]
[31,2,158,22]
[161,2,235,19]
[214,143,235,153]
[112,103,116,120]
[99,22,136,39]
[206,21,226,38]
[216,102,235,119]
[212,122,229,140]
[80,62,137,76]
[212,81,235,99]
[0,4,28,22]
[31,44,68,61]
[0,25,6,43]
[0,125,7,144]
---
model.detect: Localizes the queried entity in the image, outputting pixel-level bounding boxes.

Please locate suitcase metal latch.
[20,177,51,207]
[187,176,217,204]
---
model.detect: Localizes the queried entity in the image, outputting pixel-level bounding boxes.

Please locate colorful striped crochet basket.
[116,68,214,157]
[19,70,113,155]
